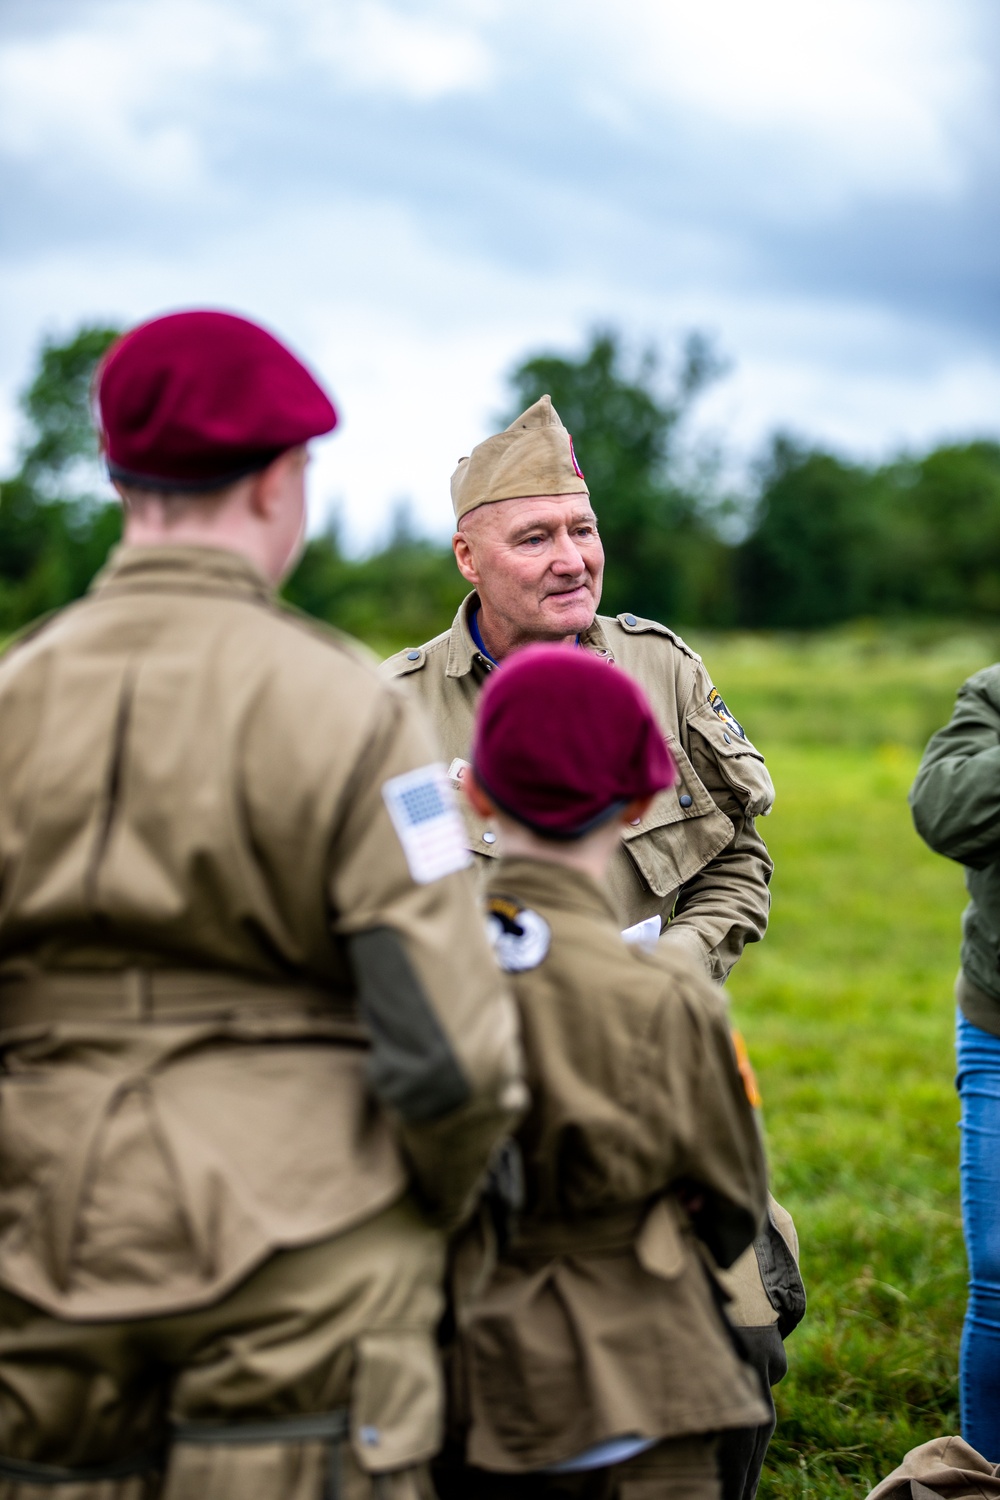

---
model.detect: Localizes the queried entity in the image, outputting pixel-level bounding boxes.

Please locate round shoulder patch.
[486,896,551,973]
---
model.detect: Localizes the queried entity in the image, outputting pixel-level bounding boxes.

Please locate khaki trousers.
[0,1199,444,1500]
[435,1436,720,1500]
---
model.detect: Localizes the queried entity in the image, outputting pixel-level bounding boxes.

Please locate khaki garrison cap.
[450,395,589,521]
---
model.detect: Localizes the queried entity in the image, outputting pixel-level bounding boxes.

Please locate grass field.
[692,625,1000,1498]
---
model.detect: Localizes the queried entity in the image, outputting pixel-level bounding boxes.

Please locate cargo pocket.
[687,703,774,819]
[350,1330,443,1474]
[622,736,734,898]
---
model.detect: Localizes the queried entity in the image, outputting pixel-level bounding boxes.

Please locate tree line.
[2,323,999,647]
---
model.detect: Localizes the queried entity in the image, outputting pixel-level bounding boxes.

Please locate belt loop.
[124,968,151,1020]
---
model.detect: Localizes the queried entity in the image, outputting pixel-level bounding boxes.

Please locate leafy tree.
[873,443,1000,617]
[19,325,121,493]
[0,325,122,633]
[735,436,880,628]
[501,328,735,625]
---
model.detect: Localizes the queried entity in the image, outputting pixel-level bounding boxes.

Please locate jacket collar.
[445,592,615,679]
[91,545,274,602]
[487,855,621,928]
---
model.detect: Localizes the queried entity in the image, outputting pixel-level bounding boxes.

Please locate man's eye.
[522,535,545,546]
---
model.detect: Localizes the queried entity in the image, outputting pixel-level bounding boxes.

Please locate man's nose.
[550,532,586,574]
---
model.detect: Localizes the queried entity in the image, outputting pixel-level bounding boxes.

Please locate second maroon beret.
[472,644,677,838]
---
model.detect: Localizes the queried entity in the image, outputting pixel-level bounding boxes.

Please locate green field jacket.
[910,665,1000,1034]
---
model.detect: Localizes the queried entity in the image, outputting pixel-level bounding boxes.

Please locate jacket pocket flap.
[687,703,774,818]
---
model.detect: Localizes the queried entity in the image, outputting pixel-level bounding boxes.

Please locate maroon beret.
[472,644,676,839]
[97,310,338,489]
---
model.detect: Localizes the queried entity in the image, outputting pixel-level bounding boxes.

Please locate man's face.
[453,493,604,644]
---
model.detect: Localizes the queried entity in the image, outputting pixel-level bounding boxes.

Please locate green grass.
[683,627,999,1498]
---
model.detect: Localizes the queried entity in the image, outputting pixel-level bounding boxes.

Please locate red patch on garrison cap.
[568,434,585,480]
[98,309,338,489]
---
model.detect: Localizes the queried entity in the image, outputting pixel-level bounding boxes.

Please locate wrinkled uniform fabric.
[0,546,524,1492]
[446,858,770,1482]
[438,1435,720,1500]
[865,1434,1000,1500]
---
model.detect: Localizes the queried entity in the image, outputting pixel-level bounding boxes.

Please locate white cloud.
[0,0,266,193]
[295,0,493,101]
[570,0,985,205]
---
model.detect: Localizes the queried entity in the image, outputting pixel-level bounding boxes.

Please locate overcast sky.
[1,0,998,547]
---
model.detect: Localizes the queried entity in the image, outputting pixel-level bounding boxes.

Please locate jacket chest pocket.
[621,735,734,898]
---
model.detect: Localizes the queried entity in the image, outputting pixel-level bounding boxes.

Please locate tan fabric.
[0,547,525,1320]
[450,397,589,521]
[382,594,774,983]
[0,1200,443,1496]
[436,1434,720,1499]
[449,858,770,1475]
[865,1435,1000,1500]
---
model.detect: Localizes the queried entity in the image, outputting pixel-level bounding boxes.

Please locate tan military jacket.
[0,547,524,1320]
[450,858,770,1472]
[383,594,774,983]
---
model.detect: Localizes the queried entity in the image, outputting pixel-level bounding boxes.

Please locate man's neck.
[493,812,620,882]
[474,603,577,663]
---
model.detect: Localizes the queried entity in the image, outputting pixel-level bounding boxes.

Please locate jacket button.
[679,793,693,808]
[624,614,637,627]
[724,732,731,744]
[406,649,420,661]
[482,831,497,844]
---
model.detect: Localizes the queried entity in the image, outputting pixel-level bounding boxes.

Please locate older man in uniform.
[0,311,524,1499]
[383,396,804,1500]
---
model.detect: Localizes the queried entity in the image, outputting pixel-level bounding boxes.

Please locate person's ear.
[463,765,495,820]
[620,794,654,826]
[249,447,305,521]
[452,530,481,587]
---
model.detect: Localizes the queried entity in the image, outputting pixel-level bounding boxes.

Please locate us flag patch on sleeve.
[382,765,473,884]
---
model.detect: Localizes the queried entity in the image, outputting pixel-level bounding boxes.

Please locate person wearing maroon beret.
[383,396,805,1500]
[0,310,526,1498]
[433,644,771,1500]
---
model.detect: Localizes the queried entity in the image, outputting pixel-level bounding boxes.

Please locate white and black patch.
[708,687,746,740]
[486,896,551,973]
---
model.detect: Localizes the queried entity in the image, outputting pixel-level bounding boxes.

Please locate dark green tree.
[873,443,1000,617]
[0,325,122,633]
[734,436,880,628]
[501,329,735,626]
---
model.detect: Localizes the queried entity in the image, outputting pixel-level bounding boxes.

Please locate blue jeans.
[957,1008,1000,1461]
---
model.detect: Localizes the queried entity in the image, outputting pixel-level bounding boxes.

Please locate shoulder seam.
[604,612,701,661]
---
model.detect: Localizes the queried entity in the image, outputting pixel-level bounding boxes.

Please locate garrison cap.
[472,644,676,839]
[451,395,588,521]
[98,310,338,490]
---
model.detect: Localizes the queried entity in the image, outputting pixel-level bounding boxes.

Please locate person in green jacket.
[910,667,1000,1462]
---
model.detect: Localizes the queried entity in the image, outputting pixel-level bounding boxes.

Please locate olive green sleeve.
[910,667,1000,870]
[329,688,527,1226]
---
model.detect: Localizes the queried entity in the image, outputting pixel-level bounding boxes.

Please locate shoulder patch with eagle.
[486,895,551,973]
